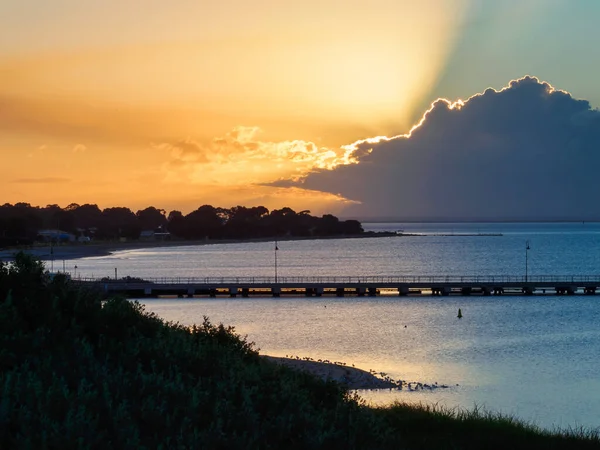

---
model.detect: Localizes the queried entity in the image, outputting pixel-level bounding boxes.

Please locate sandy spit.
[261,356,397,390]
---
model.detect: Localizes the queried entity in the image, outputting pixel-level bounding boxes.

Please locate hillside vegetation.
[1,253,598,449]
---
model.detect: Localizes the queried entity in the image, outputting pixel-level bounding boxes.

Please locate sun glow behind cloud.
[336,75,565,162]
[0,0,473,212]
[158,126,356,186]
[287,76,600,220]
[0,1,470,138]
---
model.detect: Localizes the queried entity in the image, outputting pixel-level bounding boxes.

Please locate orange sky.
[0,0,470,214]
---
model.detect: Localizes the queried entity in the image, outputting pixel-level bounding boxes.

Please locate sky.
[2,0,600,219]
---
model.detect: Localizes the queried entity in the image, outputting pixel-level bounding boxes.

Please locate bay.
[60,222,600,431]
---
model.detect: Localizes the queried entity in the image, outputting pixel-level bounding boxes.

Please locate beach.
[262,356,398,390]
[0,240,209,262]
[0,232,396,262]
[0,243,120,261]
[261,356,447,392]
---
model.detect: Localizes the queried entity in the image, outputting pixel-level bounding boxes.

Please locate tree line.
[0,203,363,246]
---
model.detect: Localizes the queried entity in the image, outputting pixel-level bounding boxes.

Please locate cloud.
[290,76,600,220]
[12,177,71,184]
[0,92,237,149]
[157,126,355,186]
[155,138,209,164]
[72,144,87,153]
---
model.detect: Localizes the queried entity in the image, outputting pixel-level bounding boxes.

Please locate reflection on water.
[68,222,600,280]
[60,222,600,431]
[142,294,600,432]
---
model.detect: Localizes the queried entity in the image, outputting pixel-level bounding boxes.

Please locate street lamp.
[525,240,531,282]
[274,241,279,283]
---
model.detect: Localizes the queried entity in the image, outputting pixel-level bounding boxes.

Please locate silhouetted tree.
[166,210,185,237]
[40,204,62,230]
[315,214,340,236]
[0,203,41,242]
[341,219,363,235]
[97,207,140,240]
[0,202,364,246]
[223,206,269,239]
[71,204,103,232]
[64,203,80,211]
[183,205,224,239]
[264,207,298,236]
[136,207,168,231]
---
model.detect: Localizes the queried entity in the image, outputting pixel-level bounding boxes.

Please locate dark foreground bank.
[1,253,598,449]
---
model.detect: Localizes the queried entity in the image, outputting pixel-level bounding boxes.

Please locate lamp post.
[525,240,530,282]
[274,241,279,283]
[74,265,78,279]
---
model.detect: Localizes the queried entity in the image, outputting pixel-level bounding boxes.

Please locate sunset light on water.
[2,0,600,446]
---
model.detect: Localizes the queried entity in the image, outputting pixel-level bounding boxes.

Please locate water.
[62,222,600,431]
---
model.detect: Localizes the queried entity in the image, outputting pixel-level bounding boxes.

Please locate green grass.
[374,402,600,449]
[0,252,599,449]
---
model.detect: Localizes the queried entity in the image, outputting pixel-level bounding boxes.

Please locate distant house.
[140,230,171,241]
[139,230,154,240]
[37,230,76,243]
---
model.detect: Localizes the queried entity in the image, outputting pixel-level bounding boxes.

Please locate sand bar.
[262,356,397,390]
[262,356,451,391]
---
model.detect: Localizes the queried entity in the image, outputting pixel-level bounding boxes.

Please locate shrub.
[0,253,598,449]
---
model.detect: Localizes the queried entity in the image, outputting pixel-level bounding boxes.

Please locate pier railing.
[78,275,600,285]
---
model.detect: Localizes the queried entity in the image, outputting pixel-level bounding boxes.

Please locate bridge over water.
[80,275,600,297]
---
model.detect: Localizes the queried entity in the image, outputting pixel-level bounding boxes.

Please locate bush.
[0,253,598,449]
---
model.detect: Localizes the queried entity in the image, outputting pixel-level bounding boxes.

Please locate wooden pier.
[80,275,600,298]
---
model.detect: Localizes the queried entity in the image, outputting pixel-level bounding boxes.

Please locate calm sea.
[64,222,600,431]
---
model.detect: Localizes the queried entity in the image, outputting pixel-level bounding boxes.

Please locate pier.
[80,275,600,298]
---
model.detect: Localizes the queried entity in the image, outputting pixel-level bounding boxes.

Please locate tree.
[71,204,103,231]
[0,203,42,241]
[97,207,141,240]
[0,202,364,244]
[183,205,224,239]
[223,206,269,239]
[341,219,363,235]
[167,210,185,237]
[315,214,341,236]
[136,207,168,231]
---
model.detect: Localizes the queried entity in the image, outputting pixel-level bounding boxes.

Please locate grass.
[0,252,599,449]
[374,402,600,449]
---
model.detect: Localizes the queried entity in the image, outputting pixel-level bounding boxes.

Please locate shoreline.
[262,355,396,390]
[0,232,397,262]
[262,355,449,391]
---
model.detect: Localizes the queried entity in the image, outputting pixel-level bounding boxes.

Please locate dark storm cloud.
[299,76,600,220]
